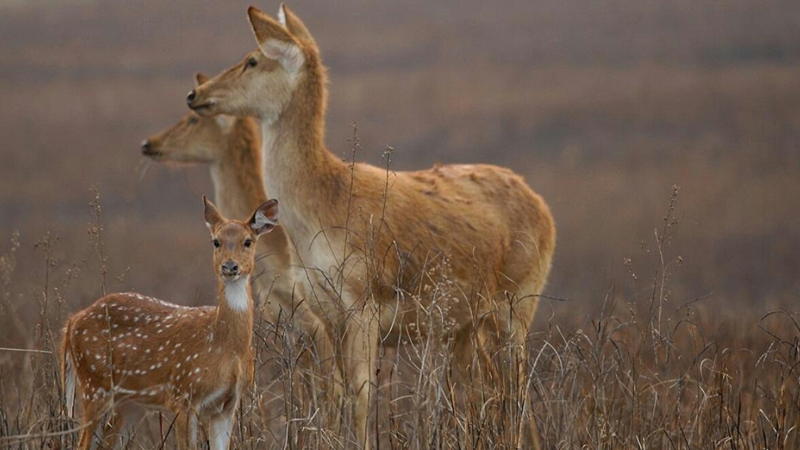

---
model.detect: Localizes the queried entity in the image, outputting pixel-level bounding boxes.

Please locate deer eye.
[247,57,258,68]
[188,116,199,125]
[244,239,253,248]
[212,239,221,248]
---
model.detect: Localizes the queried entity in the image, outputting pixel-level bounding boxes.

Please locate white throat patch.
[223,277,250,311]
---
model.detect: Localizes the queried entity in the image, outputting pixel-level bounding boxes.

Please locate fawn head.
[187,4,318,123]
[203,195,278,282]
[142,74,237,163]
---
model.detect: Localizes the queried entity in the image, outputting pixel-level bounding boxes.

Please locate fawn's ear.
[248,199,279,236]
[278,4,314,43]
[195,73,210,86]
[247,6,304,74]
[203,195,225,230]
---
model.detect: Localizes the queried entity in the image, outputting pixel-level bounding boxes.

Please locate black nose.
[221,261,239,276]
[187,90,196,105]
[141,140,151,154]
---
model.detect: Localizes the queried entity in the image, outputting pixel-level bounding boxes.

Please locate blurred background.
[1,0,799,347]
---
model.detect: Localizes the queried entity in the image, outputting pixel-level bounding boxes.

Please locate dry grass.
[2,0,799,307]
[1,187,798,450]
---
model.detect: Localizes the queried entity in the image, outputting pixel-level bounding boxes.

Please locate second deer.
[141,74,334,373]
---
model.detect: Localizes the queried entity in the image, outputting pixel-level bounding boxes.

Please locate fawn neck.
[211,118,267,221]
[213,276,254,354]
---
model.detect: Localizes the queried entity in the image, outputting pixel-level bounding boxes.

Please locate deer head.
[203,195,278,284]
[186,5,321,124]
[142,74,237,163]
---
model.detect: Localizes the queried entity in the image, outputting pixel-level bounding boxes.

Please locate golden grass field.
[1,0,799,448]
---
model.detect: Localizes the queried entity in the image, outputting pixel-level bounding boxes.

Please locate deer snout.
[187,90,216,114]
[141,139,161,158]
[221,261,239,277]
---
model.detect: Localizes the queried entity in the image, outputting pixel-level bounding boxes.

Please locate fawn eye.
[188,116,199,125]
[212,239,221,248]
[244,239,253,248]
[247,57,258,68]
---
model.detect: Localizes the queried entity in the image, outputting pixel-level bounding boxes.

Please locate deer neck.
[212,276,254,353]
[260,67,347,244]
[211,118,268,221]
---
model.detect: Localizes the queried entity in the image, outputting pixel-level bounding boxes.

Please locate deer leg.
[97,402,142,450]
[76,399,108,450]
[492,292,540,450]
[340,305,379,450]
[208,412,235,450]
[450,324,489,383]
[209,396,239,450]
[292,305,343,408]
[174,408,199,450]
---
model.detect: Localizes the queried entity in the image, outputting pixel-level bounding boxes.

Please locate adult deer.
[142,74,333,377]
[187,5,556,448]
[61,197,279,450]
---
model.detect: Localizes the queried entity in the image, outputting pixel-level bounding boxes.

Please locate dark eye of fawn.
[213,239,220,248]
[247,57,258,68]
[244,239,253,248]
[188,116,198,125]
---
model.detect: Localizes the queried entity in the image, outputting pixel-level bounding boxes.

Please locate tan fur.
[188,5,556,448]
[60,198,278,450]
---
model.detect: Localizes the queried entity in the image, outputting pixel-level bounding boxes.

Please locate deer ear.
[249,199,279,236]
[247,6,304,74]
[203,196,225,230]
[278,4,314,43]
[195,73,210,86]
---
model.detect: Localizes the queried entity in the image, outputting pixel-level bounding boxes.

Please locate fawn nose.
[186,90,196,105]
[221,261,239,276]
[141,140,152,154]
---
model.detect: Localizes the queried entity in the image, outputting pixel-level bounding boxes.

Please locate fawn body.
[188,5,556,447]
[61,198,279,450]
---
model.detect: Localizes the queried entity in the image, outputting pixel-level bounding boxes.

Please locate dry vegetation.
[1,0,799,448]
[0,188,798,449]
